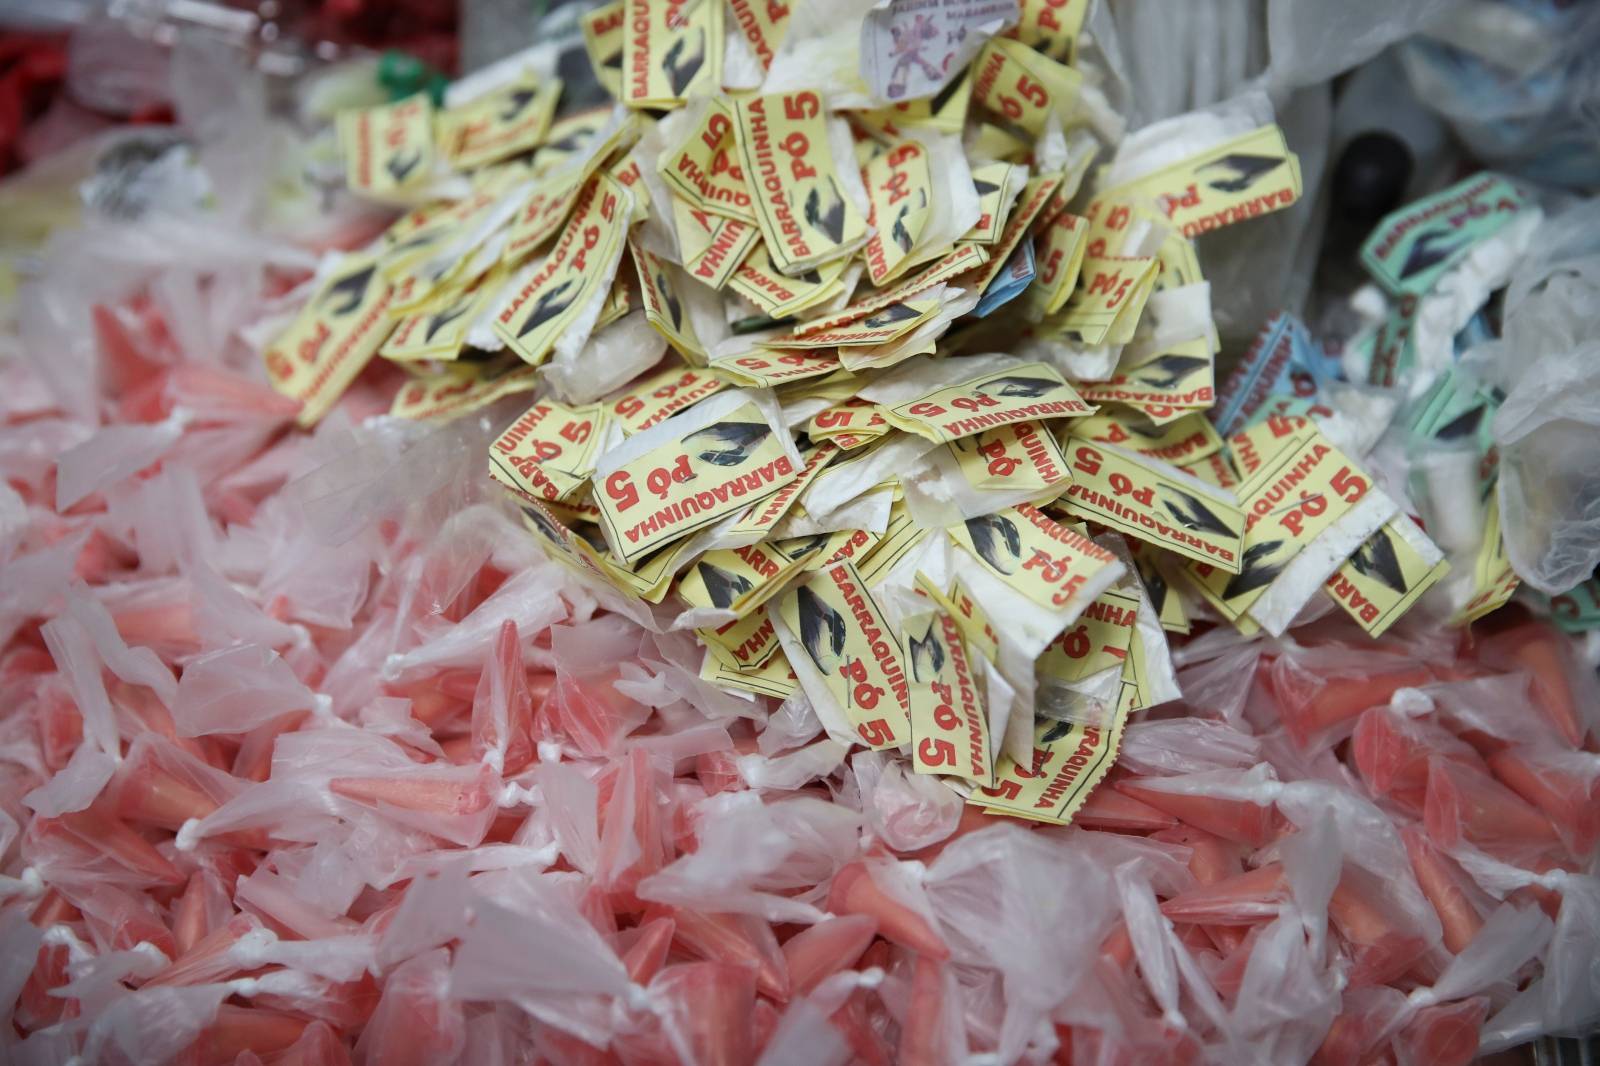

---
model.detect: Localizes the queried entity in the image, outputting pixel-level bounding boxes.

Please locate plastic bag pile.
[1,0,1599,1063]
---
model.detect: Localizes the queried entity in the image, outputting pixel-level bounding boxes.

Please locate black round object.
[1331,131,1415,228]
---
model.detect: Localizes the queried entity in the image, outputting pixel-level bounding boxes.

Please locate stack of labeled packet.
[261,0,1513,829]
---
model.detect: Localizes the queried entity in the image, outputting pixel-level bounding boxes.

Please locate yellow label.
[862,141,933,285]
[1327,517,1450,637]
[535,109,615,172]
[676,200,761,290]
[728,0,791,70]
[1182,449,1242,492]
[966,161,1029,245]
[595,270,634,331]
[807,397,890,449]
[906,609,993,784]
[680,541,808,617]
[949,503,1122,612]
[384,163,528,249]
[615,155,651,217]
[968,121,1030,162]
[487,399,608,505]
[1077,195,1138,259]
[883,360,1094,444]
[517,498,684,604]
[622,0,723,107]
[1131,547,1189,634]
[1059,439,1245,571]
[1053,255,1159,347]
[660,101,757,221]
[856,497,931,586]
[964,172,1062,295]
[608,363,732,433]
[381,271,500,362]
[974,716,1124,825]
[594,399,800,565]
[493,172,634,366]
[1037,587,1138,683]
[727,242,849,319]
[777,560,912,749]
[781,527,882,572]
[947,419,1072,496]
[1227,413,1312,480]
[631,240,705,361]
[264,253,395,427]
[772,297,937,350]
[337,94,433,200]
[1108,124,1302,240]
[1025,210,1089,316]
[388,359,540,422]
[971,37,1082,136]
[733,92,869,273]
[701,644,799,698]
[1078,340,1215,414]
[856,71,972,137]
[1010,0,1088,63]
[439,77,561,170]
[1452,491,1519,625]
[503,115,638,262]
[1182,429,1377,616]
[701,609,782,672]
[726,440,839,536]
[915,574,999,665]
[582,1,627,96]
[714,346,841,386]
[793,243,989,337]
[1073,411,1223,467]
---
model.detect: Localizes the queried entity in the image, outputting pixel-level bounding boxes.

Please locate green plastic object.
[379,51,450,106]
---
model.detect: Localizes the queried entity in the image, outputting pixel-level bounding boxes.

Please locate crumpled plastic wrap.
[1,0,1599,1063]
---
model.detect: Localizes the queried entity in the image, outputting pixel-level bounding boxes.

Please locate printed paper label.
[971,37,1082,135]
[1360,172,1530,296]
[264,253,395,427]
[778,560,913,749]
[947,418,1071,495]
[949,502,1122,612]
[1106,124,1302,239]
[975,716,1123,824]
[1037,587,1138,682]
[1059,439,1245,571]
[793,243,988,336]
[488,399,608,504]
[1326,515,1449,637]
[389,360,540,422]
[439,77,561,170]
[966,160,1028,245]
[1078,339,1215,415]
[905,609,993,784]
[493,172,633,366]
[1073,411,1223,467]
[594,399,799,564]
[609,364,732,433]
[660,101,757,221]
[338,94,434,199]
[623,0,723,107]
[714,347,843,386]
[733,92,869,272]
[862,141,933,285]
[728,0,790,70]
[884,361,1093,443]
[582,2,626,96]
[1052,255,1159,347]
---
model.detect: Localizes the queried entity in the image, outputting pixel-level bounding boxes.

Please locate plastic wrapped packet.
[9,1,1600,1061]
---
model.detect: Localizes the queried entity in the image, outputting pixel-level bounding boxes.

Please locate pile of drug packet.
[3,0,1596,1062]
